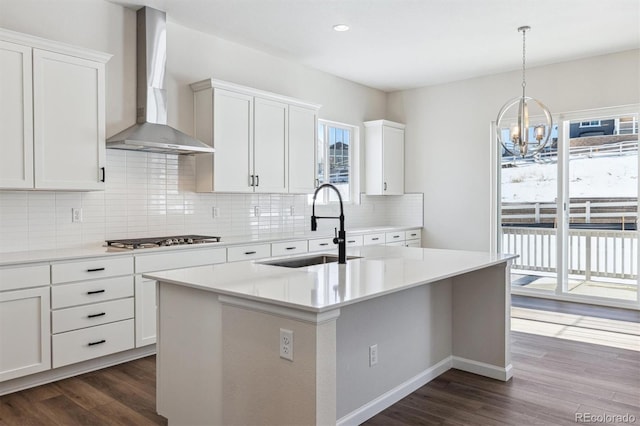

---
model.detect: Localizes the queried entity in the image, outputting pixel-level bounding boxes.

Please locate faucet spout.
[311,184,346,264]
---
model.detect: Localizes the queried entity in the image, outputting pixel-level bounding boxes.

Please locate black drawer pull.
[87,312,106,319]
[285,247,296,250]
[87,289,105,295]
[87,267,105,272]
[347,240,356,243]
[393,235,400,238]
[88,339,106,346]
[244,251,256,255]
[410,233,417,237]
[372,237,379,241]
[319,243,329,246]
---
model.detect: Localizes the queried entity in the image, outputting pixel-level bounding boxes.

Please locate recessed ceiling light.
[333,24,350,32]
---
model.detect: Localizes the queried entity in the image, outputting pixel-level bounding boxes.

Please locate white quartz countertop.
[144,245,516,313]
[0,226,419,266]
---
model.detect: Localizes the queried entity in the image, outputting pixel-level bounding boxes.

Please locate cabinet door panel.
[288,105,317,193]
[0,287,51,381]
[0,41,33,189]
[33,49,105,190]
[213,89,253,192]
[254,97,288,193]
[382,126,404,195]
[135,276,157,347]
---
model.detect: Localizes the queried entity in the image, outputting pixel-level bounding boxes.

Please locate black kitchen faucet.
[311,183,346,264]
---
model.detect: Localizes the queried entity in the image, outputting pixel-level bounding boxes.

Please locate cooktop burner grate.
[106,235,221,249]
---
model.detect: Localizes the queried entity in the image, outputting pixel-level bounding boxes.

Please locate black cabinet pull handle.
[244,251,256,255]
[87,268,105,272]
[256,175,260,187]
[347,240,356,243]
[410,233,417,237]
[88,339,106,346]
[372,237,379,241]
[384,182,387,191]
[87,289,105,295]
[87,312,106,318]
[319,243,329,246]
[100,167,106,182]
[285,247,296,250]
[393,235,400,238]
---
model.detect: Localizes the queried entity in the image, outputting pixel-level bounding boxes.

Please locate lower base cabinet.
[52,319,134,368]
[135,276,157,347]
[0,287,51,381]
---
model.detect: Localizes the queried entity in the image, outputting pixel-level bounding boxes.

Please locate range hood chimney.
[106,7,214,155]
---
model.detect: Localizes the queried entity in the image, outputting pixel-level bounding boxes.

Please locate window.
[579,120,601,127]
[315,120,358,203]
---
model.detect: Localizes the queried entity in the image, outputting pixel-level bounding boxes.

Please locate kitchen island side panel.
[336,279,453,419]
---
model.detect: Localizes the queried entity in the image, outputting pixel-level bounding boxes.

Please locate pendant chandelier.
[496,26,552,157]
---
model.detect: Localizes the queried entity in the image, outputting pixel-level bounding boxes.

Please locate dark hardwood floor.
[1,297,639,425]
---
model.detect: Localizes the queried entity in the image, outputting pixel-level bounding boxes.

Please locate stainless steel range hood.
[107,7,214,155]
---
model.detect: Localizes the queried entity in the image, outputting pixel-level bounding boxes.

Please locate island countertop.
[143,245,516,313]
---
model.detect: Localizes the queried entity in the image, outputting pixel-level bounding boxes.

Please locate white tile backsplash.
[0,150,423,253]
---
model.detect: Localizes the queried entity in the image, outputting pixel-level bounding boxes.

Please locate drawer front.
[0,264,50,292]
[405,230,421,241]
[227,244,271,262]
[52,319,134,368]
[363,233,385,246]
[345,235,363,247]
[406,240,422,248]
[52,298,134,334]
[271,240,308,257]
[136,247,226,273]
[51,276,134,309]
[386,241,405,247]
[52,256,133,284]
[385,232,404,243]
[308,238,334,252]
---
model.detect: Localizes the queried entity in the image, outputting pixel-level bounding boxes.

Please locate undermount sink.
[258,254,361,268]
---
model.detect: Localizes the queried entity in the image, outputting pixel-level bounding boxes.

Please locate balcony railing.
[503,226,638,280]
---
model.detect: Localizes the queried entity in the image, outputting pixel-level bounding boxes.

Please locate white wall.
[387,49,640,251]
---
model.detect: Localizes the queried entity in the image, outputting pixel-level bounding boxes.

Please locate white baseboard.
[0,345,156,396]
[452,356,512,381]
[336,356,453,426]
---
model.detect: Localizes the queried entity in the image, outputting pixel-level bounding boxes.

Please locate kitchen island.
[144,245,516,425]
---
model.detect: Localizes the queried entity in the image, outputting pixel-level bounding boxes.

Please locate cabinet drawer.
[52,298,134,334]
[386,241,405,247]
[0,263,49,292]
[406,240,422,248]
[136,247,226,273]
[271,240,308,257]
[51,276,133,309]
[52,256,133,284]
[385,232,404,243]
[345,235,363,247]
[405,230,421,241]
[227,244,271,262]
[308,237,334,252]
[363,233,385,246]
[52,319,134,368]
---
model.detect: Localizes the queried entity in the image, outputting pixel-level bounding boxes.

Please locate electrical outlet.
[72,208,83,223]
[254,206,260,217]
[369,344,378,366]
[280,328,294,361]
[212,206,220,218]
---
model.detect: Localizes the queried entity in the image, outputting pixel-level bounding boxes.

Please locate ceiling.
[111,0,640,92]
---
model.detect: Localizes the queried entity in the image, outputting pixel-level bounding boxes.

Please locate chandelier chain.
[521,27,527,93]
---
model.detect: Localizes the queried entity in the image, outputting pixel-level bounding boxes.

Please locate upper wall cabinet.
[364,120,405,196]
[191,79,320,194]
[0,28,111,191]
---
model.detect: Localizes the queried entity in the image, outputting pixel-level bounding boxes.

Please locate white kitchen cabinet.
[288,105,318,193]
[364,120,405,195]
[192,79,320,194]
[0,286,51,382]
[0,28,111,191]
[51,255,134,368]
[0,40,33,189]
[253,97,288,193]
[134,247,227,347]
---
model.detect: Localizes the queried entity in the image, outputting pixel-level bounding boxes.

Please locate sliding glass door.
[497,107,639,308]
